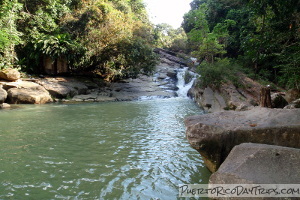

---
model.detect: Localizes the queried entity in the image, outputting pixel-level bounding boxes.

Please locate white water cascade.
[176,67,198,98]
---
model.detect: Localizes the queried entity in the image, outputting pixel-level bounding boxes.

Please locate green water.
[0,98,210,199]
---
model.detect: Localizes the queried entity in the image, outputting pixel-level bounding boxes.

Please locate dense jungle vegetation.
[0,0,158,81]
[181,0,300,89]
[0,0,299,89]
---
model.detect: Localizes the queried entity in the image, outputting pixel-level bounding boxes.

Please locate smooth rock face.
[7,81,52,104]
[0,86,7,103]
[188,73,261,113]
[184,107,300,172]
[0,68,21,81]
[210,143,300,185]
[154,48,187,66]
[37,78,87,99]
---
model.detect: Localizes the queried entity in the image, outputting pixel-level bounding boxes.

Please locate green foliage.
[34,33,77,59]
[0,0,23,69]
[197,58,240,88]
[153,24,188,52]
[183,0,300,89]
[1,0,157,80]
[95,38,158,81]
[58,0,157,79]
[185,4,234,63]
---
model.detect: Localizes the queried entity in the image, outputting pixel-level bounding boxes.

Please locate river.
[0,70,210,199]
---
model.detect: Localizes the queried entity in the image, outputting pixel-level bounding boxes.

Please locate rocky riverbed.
[0,49,190,108]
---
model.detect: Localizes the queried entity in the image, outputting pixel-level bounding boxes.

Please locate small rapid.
[176,67,198,98]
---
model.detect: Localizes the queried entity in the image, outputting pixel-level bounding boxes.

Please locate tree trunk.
[260,87,272,108]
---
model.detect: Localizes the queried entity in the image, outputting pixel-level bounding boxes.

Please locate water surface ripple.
[0,98,210,199]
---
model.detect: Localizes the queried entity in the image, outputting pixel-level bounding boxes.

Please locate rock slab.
[37,78,88,99]
[7,81,52,104]
[209,143,300,200]
[184,107,300,172]
[210,143,300,184]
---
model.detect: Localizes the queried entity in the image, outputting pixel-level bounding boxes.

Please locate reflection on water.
[0,98,210,199]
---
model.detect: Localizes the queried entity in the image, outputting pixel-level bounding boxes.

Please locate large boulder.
[7,81,52,104]
[0,85,7,103]
[188,84,227,113]
[37,78,88,99]
[188,73,261,113]
[184,107,300,172]
[0,68,21,81]
[210,143,300,184]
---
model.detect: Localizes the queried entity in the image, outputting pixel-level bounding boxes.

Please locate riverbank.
[188,73,300,113]
[0,50,192,108]
[185,68,300,198]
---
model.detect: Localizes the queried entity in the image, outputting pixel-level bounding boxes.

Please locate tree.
[0,0,23,69]
[10,0,157,80]
[183,0,300,89]
[153,24,188,52]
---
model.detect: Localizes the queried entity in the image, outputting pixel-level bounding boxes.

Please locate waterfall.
[176,67,198,98]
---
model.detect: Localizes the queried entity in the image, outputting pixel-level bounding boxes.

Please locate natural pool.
[0,97,210,199]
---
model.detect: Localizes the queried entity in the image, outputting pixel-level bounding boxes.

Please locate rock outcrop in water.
[188,73,262,113]
[5,81,53,104]
[184,107,300,172]
[209,143,300,185]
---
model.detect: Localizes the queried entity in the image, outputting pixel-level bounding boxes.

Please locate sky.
[143,0,193,29]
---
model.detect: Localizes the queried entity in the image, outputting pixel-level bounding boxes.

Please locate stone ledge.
[184,107,300,172]
[210,143,300,183]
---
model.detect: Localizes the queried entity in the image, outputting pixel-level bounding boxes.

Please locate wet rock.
[189,86,227,112]
[108,74,176,101]
[0,103,10,109]
[166,71,177,80]
[7,81,53,104]
[210,143,300,185]
[284,98,300,109]
[0,68,21,81]
[72,93,98,102]
[271,93,288,108]
[187,81,204,104]
[0,85,7,103]
[96,95,117,102]
[184,107,300,172]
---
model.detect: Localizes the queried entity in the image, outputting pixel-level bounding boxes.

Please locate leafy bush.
[94,38,158,81]
[197,58,241,88]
